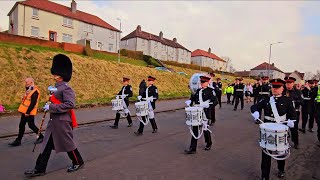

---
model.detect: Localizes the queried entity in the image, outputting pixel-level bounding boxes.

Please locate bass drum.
[189,73,207,95]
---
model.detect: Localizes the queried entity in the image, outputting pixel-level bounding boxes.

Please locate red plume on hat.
[51,54,73,82]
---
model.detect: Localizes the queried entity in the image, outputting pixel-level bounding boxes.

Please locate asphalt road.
[0,101,319,180]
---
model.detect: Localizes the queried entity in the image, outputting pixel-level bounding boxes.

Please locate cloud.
[1,0,319,74]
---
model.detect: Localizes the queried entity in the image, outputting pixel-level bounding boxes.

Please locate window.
[31,26,39,37]
[62,33,72,43]
[32,8,39,18]
[63,17,73,27]
[84,23,93,32]
[110,31,114,39]
[126,40,129,46]
[108,43,114,52]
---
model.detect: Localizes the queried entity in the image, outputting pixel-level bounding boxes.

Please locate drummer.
[250,79,297,179]
[184,75,218,154]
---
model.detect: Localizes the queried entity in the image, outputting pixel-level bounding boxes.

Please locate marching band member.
[283,77,303,149]
[300,80,315,133]
[233,78,245,111]
[251,79,296,179]
[134,76,158,135]
[110,76,133,129]
[216,78,223,108]
[25,54,84,177]
[185,76,218,154]
[314,79,320,147]
[208,72,218,125]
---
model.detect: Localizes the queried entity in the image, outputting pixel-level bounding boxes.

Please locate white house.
[7,0,120,53]
[191,48,227,71]
[120,25,191,64]
[285,71,305,83]
[250,62,285,79]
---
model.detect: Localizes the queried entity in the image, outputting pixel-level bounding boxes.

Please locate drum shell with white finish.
[185,106,204,126]
[259,123,289,152]
[111,99,123,111]
[135,101,149,116]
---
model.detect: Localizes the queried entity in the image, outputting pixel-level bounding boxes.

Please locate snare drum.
[135,101,149,116]
[111,99,123,111]
[259,123,289,152]
[185,107,204,126]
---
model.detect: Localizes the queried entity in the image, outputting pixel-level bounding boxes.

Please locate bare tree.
[221,56,235,72]
[304,71,313,80]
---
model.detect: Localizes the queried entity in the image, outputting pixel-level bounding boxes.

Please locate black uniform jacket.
[117,85,133,106]
[142,85,158,109]
[282,87,303,111]
[233,83,245,96]
[190,87,218,120]
[251,96,297,122]
[258,83,271,99]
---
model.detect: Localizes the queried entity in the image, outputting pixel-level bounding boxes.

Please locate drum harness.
[137,86,156,126]
[187,89,212,140]
[259,96,292,160]
[116,87,131,118]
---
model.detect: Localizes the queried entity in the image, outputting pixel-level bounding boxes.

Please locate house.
[7,0,120,53]
[285,70,304,83]
[235,70,250,77]
[191,48,227,71]
[250,62,285,79]
[120,25,191,64]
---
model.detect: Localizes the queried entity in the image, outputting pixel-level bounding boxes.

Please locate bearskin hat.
[51,54,73,82]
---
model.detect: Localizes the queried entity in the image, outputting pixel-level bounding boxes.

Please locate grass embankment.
[0,42,254,111]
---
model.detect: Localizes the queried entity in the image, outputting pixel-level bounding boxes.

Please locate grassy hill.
[0,42,254,111]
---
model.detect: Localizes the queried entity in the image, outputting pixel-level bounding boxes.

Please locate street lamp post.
[117,18,121,63]
[268,41,282,79]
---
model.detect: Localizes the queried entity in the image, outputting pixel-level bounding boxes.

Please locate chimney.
[71,0,77,13]
[159,31,163,40]
[173,38,177,43]
[208,48,211,54]
[136,25,141,32]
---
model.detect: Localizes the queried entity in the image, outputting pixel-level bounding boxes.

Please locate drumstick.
[256,119,264,124]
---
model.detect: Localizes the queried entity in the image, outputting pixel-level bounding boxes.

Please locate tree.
[304,71,313,80]
[312,70,320,80]
[221,56,236,73]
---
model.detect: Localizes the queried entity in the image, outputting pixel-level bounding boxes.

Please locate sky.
[0,0,320,74]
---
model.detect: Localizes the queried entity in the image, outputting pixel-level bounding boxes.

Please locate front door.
[49,31,57,41]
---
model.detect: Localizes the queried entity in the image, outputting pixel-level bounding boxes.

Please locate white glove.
[185,100,192,106]
[43,103,50,112]
[251,111,260,120]
[121,94,127,98]
[200,103,210,108]
[149,96,154,102]
[137,96,142,100]
[48,86,57,94]
[287,119,295,128]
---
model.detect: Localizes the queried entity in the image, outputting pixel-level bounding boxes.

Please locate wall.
[120,38,137,51]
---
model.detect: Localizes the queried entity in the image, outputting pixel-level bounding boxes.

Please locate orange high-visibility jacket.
[18,87,40,115]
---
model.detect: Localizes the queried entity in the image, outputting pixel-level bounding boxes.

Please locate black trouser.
[35,135,84,173]
[226,93,232,104]
[189,126,212,150]
[261,151,285,179]
[253,95,258,104]
[232,95,235,104]
[234,94,244,110]
[137,116,157,133]
[216,91,222,107]
[316,103,320,141]
[290,111,300,145]
[301,103,315,129]
[113,112,132,126]
[17,114,40,140]
[210,107,216,124]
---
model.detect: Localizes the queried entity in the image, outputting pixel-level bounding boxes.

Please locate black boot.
[184,148,196,154]
[109,125,118,129]
[204,143,212,151]
[152,129,158,133]
[8,139,21,146]
[35,134,44,144]
[24,169,45,177]
[277,171,285,179]
[127,123,133,127]
[134,131,143,136]
[67,163,84,173]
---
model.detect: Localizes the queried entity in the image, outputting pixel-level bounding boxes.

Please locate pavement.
[0,96,319,180]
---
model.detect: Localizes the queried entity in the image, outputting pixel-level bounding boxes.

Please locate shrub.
[120,49,143,60]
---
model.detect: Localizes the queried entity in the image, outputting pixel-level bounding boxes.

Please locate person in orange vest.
[25,54,84,177]
[8,78,43,147]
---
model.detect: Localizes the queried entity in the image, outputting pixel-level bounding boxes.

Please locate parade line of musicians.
[7,54,320,179]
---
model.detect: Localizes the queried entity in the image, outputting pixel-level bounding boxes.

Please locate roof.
[285,70,305,80]
[191,49,226,62]
[8,0,120,32]
[235,71,250,77]
[250,62,284,73]
[121,27,190,52]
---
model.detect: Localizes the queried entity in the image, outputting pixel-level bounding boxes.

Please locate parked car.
[155,67,171,72]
